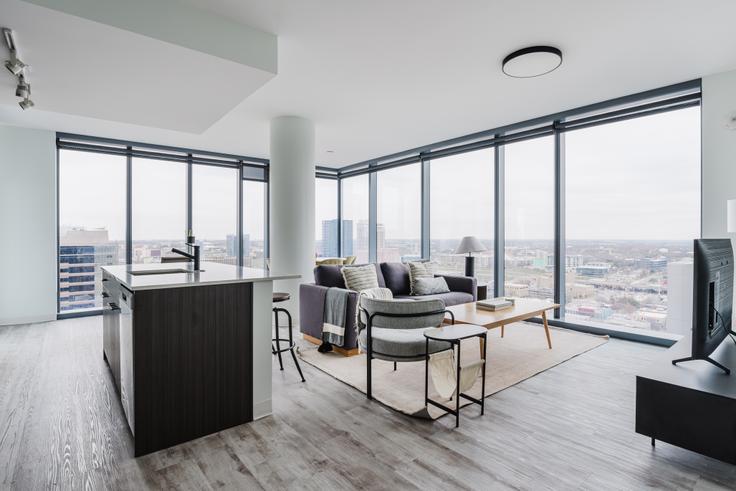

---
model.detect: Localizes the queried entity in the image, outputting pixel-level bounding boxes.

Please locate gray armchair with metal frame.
[358,297,455,400]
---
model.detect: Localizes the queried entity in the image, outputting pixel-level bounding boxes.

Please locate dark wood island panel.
[104,276,254,456]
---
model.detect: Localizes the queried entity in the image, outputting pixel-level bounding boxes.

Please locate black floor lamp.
[454,236,487,277]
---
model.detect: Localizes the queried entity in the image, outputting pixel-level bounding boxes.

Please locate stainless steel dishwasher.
[119,287,135,435]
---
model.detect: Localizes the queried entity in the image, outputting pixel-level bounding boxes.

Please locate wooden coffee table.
[445,298,560,350]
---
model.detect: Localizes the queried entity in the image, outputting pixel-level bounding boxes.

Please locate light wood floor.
[1,317,735,490]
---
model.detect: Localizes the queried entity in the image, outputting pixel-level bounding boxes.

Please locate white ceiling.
[1,0,275,132]
[1,0,736,167]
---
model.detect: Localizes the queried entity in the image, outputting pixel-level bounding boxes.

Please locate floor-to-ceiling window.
[377,163,421,262]
[326,83,700,340]
[58,150,126,312]
[315,177,338,258]
[565,106,700,334]
[504,136,554,300]
[58,137,268,315]
[192,165,239,265]
[341,174,370,263]
[242,179,266,267]
[430,149,494,287]
[131,158,187,263]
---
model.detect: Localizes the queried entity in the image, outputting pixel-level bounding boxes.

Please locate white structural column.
[269,116,316,318]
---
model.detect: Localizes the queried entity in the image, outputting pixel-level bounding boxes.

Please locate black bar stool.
[272,292,305,382]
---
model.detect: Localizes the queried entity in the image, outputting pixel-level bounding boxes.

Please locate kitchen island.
[100,262,299,457]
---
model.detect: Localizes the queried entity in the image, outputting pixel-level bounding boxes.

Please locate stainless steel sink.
[127,268,195,276]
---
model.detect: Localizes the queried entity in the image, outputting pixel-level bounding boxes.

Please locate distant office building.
[576,263,611,277]
[59,228,120,311]
[243,234,251,260]
[354,220,384,255]
[532,257,546,269]
[342,220,353,256]
[356,220,369,252]
[226,234,237,257]
[321,219,353,257]
[571,255,584,269]
[666,260,693,335]
[637,257,667,272]
[219,234,249,263]
[568,304,613,320]
[321,219,339,256]
[59,245,97,311]
[377,223,385,251]
[547,254,583,271]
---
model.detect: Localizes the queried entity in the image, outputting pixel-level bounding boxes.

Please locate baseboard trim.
[0,313,56,326]
[253,398,272,420]
[303,333,360,357]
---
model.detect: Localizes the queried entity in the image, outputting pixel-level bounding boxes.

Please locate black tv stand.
[672,330,736,375]
[638,336,736,464]
[672,355,731,374]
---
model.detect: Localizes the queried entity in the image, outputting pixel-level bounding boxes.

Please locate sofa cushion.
[413,276,450,295]
[394,291,474,307]
[380,262,410,296]
[314,265,346,288]
[408,261,435,295]
[316,258,344,266]
[314,263,386,289]
[342,264,380,292]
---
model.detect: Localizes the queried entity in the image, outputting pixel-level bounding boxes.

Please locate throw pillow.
[413,276,450,295]
[408,261,434,295]
[316,258,344,266]
[342,264,379,292]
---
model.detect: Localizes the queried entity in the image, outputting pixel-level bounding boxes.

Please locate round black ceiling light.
[502,46,563,78]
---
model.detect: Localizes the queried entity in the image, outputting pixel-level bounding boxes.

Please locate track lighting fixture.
[2,28,15,51]
[3,27,34,110]
[15,77,29,98]
[5,57,26,75]
[19,98,34,110]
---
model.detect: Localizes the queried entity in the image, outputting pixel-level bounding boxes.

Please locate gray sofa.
[299,262,476,351]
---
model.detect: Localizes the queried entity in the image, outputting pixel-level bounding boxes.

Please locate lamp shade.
[454,236,487,254]
[728,199,736,233]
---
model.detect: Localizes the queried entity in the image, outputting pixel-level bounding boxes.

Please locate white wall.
[702,69,736,239]
[0,126,57,325]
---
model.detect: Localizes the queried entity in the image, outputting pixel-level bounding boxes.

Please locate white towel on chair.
[356,287,394,331]
[429,345,483,399]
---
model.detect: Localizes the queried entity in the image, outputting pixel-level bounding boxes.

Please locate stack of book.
[476,297,515,312]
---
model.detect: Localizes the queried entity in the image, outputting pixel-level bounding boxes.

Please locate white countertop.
[102,262,300,291]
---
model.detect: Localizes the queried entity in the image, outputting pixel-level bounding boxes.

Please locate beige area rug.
[299,323,608,419]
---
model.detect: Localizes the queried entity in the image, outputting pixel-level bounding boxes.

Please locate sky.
[61,106,701,246]
[59,151,265,243]
[316,105,701,242]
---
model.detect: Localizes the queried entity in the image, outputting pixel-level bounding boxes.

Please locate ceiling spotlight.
[2,28,16,51]
[5,58,26,75]
[502,46,562,78]
[15,78,29,98]
[19,98,34,110]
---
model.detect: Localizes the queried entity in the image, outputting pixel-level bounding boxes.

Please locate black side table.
[424,324,488,427]
[477,284,488,301]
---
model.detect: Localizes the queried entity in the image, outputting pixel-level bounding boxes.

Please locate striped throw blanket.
[323,288,349,346]
[356,287,394,332]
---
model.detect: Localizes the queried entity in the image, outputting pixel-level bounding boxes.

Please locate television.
[673,239,735,374]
